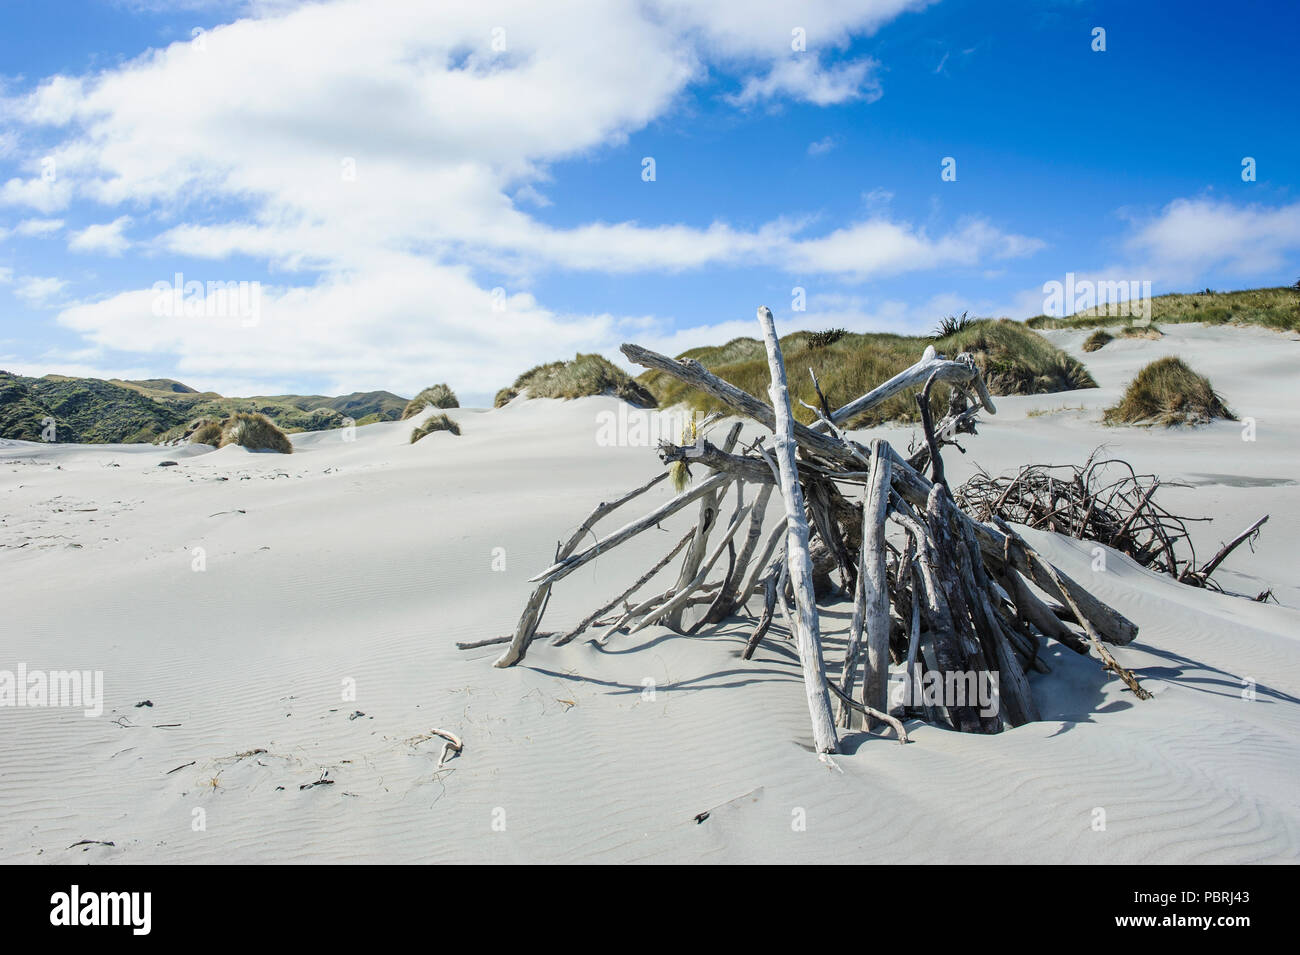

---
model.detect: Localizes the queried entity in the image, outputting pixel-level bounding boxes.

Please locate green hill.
[0,371,408,445]
[1027,285,1300,332]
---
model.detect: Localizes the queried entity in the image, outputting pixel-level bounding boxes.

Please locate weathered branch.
[758,306,838,755]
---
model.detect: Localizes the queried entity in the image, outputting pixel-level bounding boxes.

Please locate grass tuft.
[218,412,293,453]
[806,328,847,349]
[1118,323,1163,340]
[410,412,461,443]
[401,383,459,419]
[507,353,656,407]
[932,311,976,338]
[1103,356,1235,427]
[1082,329,1113,352]
[189,419,224,446]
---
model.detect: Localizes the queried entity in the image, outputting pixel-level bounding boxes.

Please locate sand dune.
[2,323,1297,863]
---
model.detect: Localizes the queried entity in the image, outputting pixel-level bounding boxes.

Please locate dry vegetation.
[401,383,459,419]
[216,412,294,453]
[1028,286,1300,332]
[410,412,461,443]
[637,319,1095,428]
[496,353,656,408]
[1104,356,1235,427]
[1082,329,1113,352]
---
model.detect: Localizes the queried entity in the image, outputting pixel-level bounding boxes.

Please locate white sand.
[2,322,1298,863]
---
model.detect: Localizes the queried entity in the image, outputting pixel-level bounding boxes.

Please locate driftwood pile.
[480,307,1151,755]
[955,453,1271,599]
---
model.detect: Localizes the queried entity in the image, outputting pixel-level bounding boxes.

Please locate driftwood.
[759,306,839,754]
[479,305,1152,752]
[956,452,1271,599]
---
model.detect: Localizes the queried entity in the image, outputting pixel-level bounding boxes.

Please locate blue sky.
[0,0,1297,403]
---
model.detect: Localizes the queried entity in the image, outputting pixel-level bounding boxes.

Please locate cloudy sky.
[0,0,1296,402]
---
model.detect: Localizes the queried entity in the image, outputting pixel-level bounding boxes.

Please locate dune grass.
[218,412,294,452]
[932,311,977,338]
[410,412,461,443]
[506,353,657,408]
[188,419,224,446]
[1082,329,1113,352]
[1119,323,1163,339]
[1103,356,1235,427]
[637,318,1095,428]
[1028,286,1300,332]
[401,383,459,419]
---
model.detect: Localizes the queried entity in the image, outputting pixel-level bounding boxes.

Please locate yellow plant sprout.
[669,411,698,493]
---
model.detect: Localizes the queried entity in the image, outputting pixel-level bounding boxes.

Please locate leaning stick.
[994,519,1151,700]
[836,438,891,728]
[743,568,779,660]
[667,422,743,630]
[735,515,788,611]
[525,470,732,588]
[758,306,838,755]
[628,504,752,635]
[815,344,996,429]
[859,439,894,730]
[551,526,696,645]
[495,471,671,667]
[706,483,774,622]
[1189,513,1269,581]
[826,681,909,743]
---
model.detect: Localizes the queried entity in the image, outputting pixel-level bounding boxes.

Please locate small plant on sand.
[668,412,698,492]
[219,412,294,453]
[493,386,518,408]
[410,413,460,443]
[401,383,459,419]
[1082,329,1113,352]
[1118,323,1162,340]
[1103,356,1235,427]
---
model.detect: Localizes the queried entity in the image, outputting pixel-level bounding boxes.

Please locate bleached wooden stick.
[860,439,894,729]
[758,306,838,755]
[816,345,996,429]
[629,503,752,636]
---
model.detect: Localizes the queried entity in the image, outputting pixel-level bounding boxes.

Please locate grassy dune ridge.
[635,318,1096,428]
[495,353,656,408]
[1028,286,1300,332]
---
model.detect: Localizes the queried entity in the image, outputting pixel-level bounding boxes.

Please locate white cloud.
[3,0,1031,393]
[15,217,64,237]
[14,276,69,306]
[0,266,12,284]
[0,176,72,213]
[1124,197,1300,282]
[728,56,882,107]
[807,136,837,156]
[68,215,132,255]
